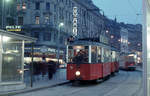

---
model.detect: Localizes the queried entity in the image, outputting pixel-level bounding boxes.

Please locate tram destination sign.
[73,6,78,36]
[6,25,22,32]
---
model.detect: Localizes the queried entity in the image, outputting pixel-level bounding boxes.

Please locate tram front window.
[68,46,88,64]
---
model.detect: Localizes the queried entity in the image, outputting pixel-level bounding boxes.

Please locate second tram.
[119,53,137,70]
[66,40,119,82]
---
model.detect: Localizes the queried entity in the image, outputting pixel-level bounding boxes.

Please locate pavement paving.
[12,70,143,96]
[0,66,143,96]
[0,68,69,96]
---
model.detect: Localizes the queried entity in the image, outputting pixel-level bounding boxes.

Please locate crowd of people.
[32,60,58,80]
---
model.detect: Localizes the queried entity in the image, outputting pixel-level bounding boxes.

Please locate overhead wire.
[127,0,142,24]
[95,0,142,24]
[127,0,137,14]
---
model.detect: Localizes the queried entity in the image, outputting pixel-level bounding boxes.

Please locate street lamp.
[106,30,109,33]
[6,0,10,2]
[59,23,64,27]
[57,22,64,66]
[110,35,114,39]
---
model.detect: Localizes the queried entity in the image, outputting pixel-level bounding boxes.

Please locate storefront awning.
[0,29,36,42]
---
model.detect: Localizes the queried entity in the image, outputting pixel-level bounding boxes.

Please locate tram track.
[102,70,142,96]
[61,71,131,96]
[131,71,143,96]
[12,71,141,96]
[101,71,130,96]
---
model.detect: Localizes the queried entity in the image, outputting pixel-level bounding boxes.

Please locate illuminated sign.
[6,25,22,32]
[73,7,78,36]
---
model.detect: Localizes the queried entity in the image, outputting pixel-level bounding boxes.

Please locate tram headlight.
[75,71,80,76]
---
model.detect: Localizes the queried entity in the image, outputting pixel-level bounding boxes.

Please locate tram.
[119,53,137,71]
[66,40,119,82]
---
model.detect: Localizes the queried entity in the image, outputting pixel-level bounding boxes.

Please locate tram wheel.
[92,78,102,84]
[70,80,75,83]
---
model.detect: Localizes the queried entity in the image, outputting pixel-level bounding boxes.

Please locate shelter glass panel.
[0,35,2,82]
[2,36,23,82]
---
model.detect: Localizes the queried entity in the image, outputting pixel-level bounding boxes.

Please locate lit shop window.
[35,16,40,24]
[22,3,26,10]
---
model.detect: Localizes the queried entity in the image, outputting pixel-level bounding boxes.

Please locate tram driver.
[73,50,88,63]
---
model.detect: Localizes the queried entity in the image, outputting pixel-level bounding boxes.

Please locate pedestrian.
[47,61,55,80]
[40,61,47,77]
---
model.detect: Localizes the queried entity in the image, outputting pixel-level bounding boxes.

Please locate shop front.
[24,46,66,66]
[0,29,36,92]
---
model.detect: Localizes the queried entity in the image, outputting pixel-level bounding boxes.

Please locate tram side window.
[68,47,74,63]
[103,49,110,63]
[91,46,97,63]
[112,51,116,62]
[97,47,101,63]
[116,52,119,62]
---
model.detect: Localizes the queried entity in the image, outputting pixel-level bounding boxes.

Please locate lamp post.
[57,22,64,66]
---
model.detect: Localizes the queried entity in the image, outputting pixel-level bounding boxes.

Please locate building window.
[59,36,63,44]
[7,17,14,25]
[35,2,40,10]
[18,17,23,25]
[54,32,57,41]
[17,4,21,11]
[43,32,51,41]
[34,32,39,39]
[45,16,50,24]
[46,2,50,10]
[35,16,40,24]
[54,4,56,12]
[22,3,27,10]
[22,3,26,10]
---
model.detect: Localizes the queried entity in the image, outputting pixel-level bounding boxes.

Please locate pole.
[57,26,60,67]
[1,0,5,29]
[30,42,34,87]
[143,0,147,96]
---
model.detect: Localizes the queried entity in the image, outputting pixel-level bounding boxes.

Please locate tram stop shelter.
[0,29,36,92]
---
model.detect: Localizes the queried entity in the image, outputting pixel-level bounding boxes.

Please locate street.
[13,70,143,96]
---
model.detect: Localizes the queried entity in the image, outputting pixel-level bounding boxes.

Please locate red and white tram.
[119,53,137,70]
[66,41,119,82]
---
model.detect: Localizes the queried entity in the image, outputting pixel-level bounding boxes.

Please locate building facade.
[0,0,17,29]
[120,27,128,54]
[15,0,105,63]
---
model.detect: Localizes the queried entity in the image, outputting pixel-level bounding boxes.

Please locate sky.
[93,0,142,24]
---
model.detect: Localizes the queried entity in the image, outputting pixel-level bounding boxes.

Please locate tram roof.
[111,46,119,52]
[68,40,111,49]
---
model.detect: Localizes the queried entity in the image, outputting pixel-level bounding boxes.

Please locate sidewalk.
[136,66,143,72]
[0,68,69,96]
